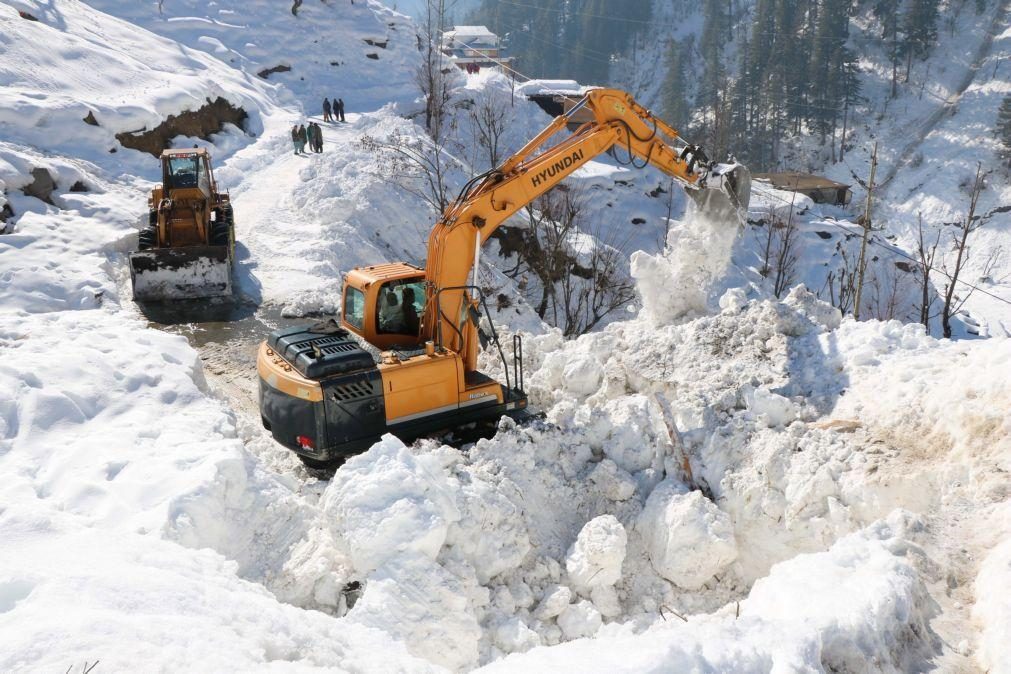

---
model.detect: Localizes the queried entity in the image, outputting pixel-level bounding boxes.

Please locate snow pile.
[974,530,1011,673]
[481,512,935,672]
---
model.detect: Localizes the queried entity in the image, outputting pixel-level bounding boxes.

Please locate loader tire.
[138,226,157,250]
[148,209,157,227]
[210,220,231,246]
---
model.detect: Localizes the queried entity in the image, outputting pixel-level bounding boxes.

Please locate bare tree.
[914,213,941,332]
[511,186,635,336]
[755,204,802,299]
[822,243,859,315]
[864,259,914,322]
[941,163,996,338]
[469,88,511,170]
[358,131,455,216]
[416,0,451,142]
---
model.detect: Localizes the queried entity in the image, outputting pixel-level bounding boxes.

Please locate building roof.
[443,25,498,40]
[753,171,850,191]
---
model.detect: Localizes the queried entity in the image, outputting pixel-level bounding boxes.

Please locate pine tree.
[659,41,690,125]
[874,0,900,96]
[998,95,1011,165]
[903,0,940,61]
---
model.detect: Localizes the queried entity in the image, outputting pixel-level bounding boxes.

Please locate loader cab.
[161,149,214,198]
[341,262,427,350]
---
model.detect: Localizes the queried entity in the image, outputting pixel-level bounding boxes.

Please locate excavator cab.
[341,263,428,350]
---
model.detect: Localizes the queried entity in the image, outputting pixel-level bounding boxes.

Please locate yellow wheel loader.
[130,148,235,301]
[257,88,750,466]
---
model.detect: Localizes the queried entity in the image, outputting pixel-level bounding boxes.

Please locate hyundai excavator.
[257,88,750,467]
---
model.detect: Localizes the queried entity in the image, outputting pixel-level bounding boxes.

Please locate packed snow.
[0,0,1009,672]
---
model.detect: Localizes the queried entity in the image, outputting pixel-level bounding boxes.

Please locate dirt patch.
[115,97,249,157]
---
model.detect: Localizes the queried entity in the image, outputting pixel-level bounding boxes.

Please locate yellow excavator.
[257,88,750,466]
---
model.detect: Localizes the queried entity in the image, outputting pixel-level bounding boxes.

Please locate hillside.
[0,0,1009,672]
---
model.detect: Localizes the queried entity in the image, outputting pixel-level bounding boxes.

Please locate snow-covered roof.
[515,79,585,96]
[444,25,497,39]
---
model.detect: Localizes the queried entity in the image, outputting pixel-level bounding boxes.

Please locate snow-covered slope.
[81,0,421,112]
[1,0,1010,672]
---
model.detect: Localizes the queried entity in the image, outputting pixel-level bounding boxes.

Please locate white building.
[441,25,513,70]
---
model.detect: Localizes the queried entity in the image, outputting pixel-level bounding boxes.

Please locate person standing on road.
[291,124,301,155]
[314,122,324,152]
[337,98,346,122]
[297,124,308,154]
[323,98,332,123]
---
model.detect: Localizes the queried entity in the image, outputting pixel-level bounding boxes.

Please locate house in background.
[441,25,513,70]
[753,172,853,206]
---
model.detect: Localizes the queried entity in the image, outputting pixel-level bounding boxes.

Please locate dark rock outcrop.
[257,64,291,79]
[115,97,248,157]
[83,111,99,126]
[22,168,56,205]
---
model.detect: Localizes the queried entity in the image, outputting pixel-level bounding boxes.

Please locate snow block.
[565,515,627,594]
[638,481,737,589]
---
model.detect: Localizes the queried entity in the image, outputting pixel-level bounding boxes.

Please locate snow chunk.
[744,385,798,428]
[321,435,459,574]
[556,600,603,640]
[718,287,748,313]
[588,459,637,501]
[562,355,603,397]
[565,515,627,593]
[493,617,542,654]
[534,584,573,620]
[638,482,737,589]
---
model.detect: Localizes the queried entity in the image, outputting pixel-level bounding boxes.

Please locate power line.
[749,185,1011,309]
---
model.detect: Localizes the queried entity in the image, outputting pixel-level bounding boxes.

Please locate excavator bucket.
[689,162,752,225]
[129,245,232,301]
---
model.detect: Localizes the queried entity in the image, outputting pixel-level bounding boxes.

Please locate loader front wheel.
[210,220,231,246]
[138,226,157,250]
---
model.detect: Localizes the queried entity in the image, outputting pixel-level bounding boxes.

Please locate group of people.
[290,122,324,155]
[463,63,482,75]
[323,97,346,123]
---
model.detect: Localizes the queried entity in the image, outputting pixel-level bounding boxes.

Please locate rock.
[557,600,602,639]
[22,168,56,205]
[115,97,248,157]
[257,64,291,79]
[565,515,627,593]
[638,481,738,590]
[83,111,99,126]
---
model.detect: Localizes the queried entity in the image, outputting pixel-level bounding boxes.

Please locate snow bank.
[974,534,1011,673]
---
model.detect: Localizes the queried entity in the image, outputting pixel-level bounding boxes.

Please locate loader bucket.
[689,163,752,225]
[129,245,232,301]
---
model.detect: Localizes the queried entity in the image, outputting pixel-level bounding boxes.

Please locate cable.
[749,184,1011,308]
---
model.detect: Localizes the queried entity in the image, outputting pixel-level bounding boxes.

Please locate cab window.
[343,286,365,330]
[376,279,426,335]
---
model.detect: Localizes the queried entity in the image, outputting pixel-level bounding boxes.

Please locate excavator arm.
[423,88,750,368]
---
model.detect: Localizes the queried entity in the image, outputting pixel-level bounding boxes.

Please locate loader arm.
[423,88,749,371]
